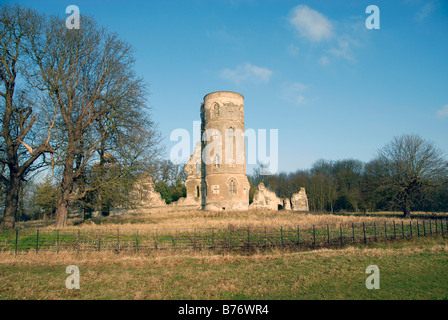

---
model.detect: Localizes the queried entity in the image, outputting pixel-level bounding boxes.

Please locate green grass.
[0,236,447,300]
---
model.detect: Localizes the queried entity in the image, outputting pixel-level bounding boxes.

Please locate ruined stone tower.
[200,91,250,211]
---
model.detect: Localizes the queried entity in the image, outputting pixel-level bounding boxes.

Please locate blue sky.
[6,0,448,174]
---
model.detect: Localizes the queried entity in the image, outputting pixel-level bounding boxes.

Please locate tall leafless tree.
[28,14,161,227]
[0,5,55,229]
[375,134,448,218]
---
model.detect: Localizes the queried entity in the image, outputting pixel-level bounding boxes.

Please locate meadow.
[1,209,447,300]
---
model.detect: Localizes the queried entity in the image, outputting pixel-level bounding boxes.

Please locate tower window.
[229,179,237,195]
[214,103,220,117]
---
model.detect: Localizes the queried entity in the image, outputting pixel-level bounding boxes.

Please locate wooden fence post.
[340,224,343,246]
[417,220,420,237]
[136,230,139,254]
[117,228,120,252]
[393,221,396,239]
[352,223,355,244]
[15,229,18,255]
[280,226,284,247]
[385,221,388,239]
[362,222,367,244]
[374,222,377,242]
[265,227,267,248]
[402,221,405,239]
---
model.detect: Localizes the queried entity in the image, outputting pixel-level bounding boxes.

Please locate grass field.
[1,210,447,300]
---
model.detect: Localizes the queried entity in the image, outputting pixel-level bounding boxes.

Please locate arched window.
[229,179,237,195]
[227,127,234,139]
[214,103,220,117]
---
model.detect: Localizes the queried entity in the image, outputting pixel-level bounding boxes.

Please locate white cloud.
[220,63,273,84]
[289,5,334,42]
[280,82,309,106]
[416,1,437,21]
[436,105,448,119]
[319,56,330,66]
[328,36,358,62]
[287,44,300,57]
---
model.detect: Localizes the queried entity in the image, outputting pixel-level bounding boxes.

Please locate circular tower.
[201,91,250,211]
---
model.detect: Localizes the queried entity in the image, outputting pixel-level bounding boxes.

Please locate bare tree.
[29,14,161,227]
[0,5,54,229]
[375,134,448,218]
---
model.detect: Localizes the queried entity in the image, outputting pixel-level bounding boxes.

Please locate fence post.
[410,221,413,238]
[402,221,405,239]
[265,227,267,248]
[429,220,432,235]
[417,220,420,237]
[352,223,355,244]
[136,230,139,255]
[57,230,59,254]
[435,219,438,234]
[340,224,343,246]
[423,220,426,236]
[374,222,377,242]
[117,228,120,252]
[280,226,284,247]
[36,229,39,254]
[393,221,396,239]
[362,222,367,244]
[385,221,388,239]
[15,229,18,255]
[194,228,197,250]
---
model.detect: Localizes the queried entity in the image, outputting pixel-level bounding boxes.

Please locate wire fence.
[1,218,447,254]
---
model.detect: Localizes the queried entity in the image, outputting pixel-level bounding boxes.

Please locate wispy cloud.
[220,63,273,84]
[280,82,309,106]
[436,105,448,119]
[416,1,438,22]
[288,5,334,42]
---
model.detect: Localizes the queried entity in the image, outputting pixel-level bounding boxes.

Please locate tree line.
[249,135,448,217]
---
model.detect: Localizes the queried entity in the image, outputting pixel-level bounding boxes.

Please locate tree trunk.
[1,176,21,229]
[403,196,411,219]
[55,162,75,228]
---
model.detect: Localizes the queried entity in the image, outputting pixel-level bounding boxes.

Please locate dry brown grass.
[26,208,423,231]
